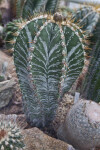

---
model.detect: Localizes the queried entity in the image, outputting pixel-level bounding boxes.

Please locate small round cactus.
[0,120,25,150]
[57,100,100,150]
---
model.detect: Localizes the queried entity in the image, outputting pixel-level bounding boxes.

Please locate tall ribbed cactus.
[72,6,99,34]
[15,0,60,19]
[5,20,20,50]
[72,6,100,102]
[71,6,100,59]
[5,19,27,51]
[18,0,59,19]
[16,0,25,18]
[82,19,100,102]
[14,14,86,127]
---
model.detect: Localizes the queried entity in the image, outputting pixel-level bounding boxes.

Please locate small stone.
[7,74,12,80]
[22,127,75,150]
[0,79,16,109]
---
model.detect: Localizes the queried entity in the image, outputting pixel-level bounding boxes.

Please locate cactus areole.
[14,14,85,127]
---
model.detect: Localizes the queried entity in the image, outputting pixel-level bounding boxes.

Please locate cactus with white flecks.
[0,120,25,150]
[57,100,100,150]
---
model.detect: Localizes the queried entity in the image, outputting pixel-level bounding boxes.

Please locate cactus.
[0,119,25,150]
[16,0,25,18]
[82,19,100,102]
[22,0,59,19]
[5,19,24,50]
[14,13,86,127]
[71,6,100,102]
[45,0,59,14]
[72,6,99,34]
[5,0,59,50]
[57,100,100,150]
[68,0,100,5]
[71,6,100,59]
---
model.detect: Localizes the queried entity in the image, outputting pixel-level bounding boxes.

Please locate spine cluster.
[0,120,25,150]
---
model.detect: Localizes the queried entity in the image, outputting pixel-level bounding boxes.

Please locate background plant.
[81,19,100,102]
[5,19,22,51]
[71,5,100,102]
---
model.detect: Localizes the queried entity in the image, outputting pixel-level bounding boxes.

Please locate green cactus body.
[5,19,27,51]
[72,6,99,34]
[82,19,100,102]
[16,0,25,18]
[14,14,85,127]
[5,20,20,50]
[22,0,59,19]
[0,120,25,150]
[5,0,59,50]
[71,6,100,102]
[45,0,59,14]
